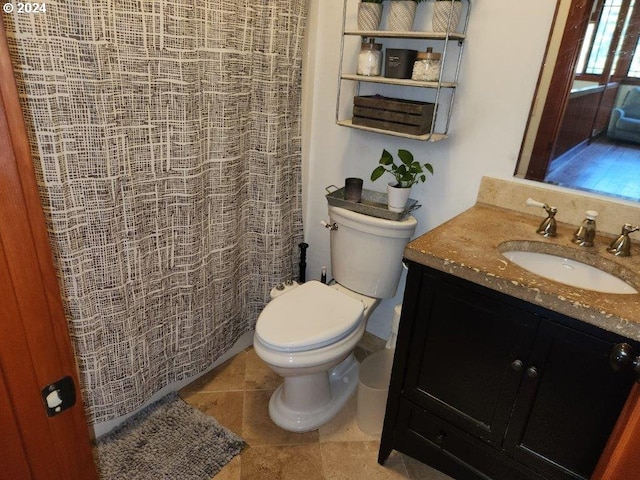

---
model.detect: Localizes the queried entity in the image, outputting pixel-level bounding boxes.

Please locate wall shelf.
[336,0,471,141]
[343,30,466,42]
[336,119,447,141]
[340,74,457,89]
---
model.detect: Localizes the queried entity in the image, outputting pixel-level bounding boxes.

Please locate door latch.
[41,376,76,417]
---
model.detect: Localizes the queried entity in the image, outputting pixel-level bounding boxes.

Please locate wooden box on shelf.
[352,95,435,136]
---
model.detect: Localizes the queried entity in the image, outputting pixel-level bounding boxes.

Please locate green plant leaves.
[371,165,387,181]
[370,148,434,187]
[397,149,414,166]
[379,149,393,166]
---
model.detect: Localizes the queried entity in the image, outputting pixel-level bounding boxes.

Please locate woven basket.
[358,2,383,31]
[387,1,417,32]
[432,1,462,32]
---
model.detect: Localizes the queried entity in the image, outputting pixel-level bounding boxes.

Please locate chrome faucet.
[526,198,557,238]
[572,210,598,247]
[607,224,640,257]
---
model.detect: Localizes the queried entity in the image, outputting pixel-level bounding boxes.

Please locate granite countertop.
[404,203,640,341]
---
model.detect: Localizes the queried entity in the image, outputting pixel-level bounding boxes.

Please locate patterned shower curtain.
[6,0,306,424]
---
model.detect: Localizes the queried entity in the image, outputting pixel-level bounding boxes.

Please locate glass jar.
[357,39,382,76]
[411,48,442,82]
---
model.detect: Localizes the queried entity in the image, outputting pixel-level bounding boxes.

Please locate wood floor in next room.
[178,345,454,480]
[544,136,640,201]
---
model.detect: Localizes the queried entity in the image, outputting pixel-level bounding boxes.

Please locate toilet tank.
[328,206,417,298]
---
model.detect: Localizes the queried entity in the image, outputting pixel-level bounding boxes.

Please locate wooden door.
[0,17,98,480]
[525,0,592,181]
[593,383,640,480]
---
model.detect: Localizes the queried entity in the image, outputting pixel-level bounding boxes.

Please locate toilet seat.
[256,281,364,353]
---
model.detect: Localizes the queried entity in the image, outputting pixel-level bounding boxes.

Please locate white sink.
[502,250,638,295]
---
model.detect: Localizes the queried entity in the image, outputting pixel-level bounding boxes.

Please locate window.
[628,39,640,76]
[584,0,624,75]
[575,0,640,81]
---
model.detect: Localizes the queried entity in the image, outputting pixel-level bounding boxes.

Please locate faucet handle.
[525,198,557,237]
[525,198,547,209]
[607,224,640,257]
[525,197,556,215]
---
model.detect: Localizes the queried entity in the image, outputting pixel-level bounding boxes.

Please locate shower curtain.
[6,0,306,424]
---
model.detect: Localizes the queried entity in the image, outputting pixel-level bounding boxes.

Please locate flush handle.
[320,220,338,231]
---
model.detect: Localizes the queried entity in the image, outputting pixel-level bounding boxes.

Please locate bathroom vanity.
[379,201,640,480]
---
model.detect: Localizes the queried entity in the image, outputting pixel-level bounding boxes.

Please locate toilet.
[253,205,417,432]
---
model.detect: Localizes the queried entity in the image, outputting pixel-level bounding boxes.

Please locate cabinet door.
[504,321,636,480]
[403,271,539,446]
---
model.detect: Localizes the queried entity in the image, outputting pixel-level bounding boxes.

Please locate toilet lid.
[256,281,364,352]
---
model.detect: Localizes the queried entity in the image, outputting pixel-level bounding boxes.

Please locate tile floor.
[178,344,454,480]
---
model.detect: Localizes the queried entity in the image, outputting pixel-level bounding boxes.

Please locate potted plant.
[358,0,384,31]
[371,148,433,212]
[432,0,462,32]
[387,0,428,31]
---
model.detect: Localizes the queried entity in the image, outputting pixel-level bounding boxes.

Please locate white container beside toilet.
[253,205,417,432]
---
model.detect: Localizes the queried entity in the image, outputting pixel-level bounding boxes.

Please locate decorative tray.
[325,186,420,221]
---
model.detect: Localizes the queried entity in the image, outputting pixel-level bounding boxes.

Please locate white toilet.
[253,205,417,432]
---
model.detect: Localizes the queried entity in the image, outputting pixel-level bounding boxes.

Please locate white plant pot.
[387,182,411,213]
[432,1,462,32]
[387,1,417,32]
[358,2,383,31]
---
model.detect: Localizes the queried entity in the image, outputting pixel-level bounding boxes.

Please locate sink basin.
[501,250,638,294]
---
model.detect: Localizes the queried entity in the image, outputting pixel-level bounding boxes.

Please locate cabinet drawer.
[395,398,547,480]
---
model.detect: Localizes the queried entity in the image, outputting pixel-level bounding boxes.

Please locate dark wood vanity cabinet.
[379,261,638,480]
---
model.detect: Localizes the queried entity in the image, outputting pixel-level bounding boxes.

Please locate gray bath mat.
[94,392,244,479]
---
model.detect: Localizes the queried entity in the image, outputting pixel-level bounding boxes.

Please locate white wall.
[302,0,558,339]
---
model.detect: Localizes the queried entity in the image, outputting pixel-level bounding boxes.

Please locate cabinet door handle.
[511,359,524,372]
[610,343,640,380]
[526,366,538,378]
[610,343,634,371]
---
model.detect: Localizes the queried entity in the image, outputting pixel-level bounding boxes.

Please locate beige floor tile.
[319,394,379,443]
[320,441,409,480]
[242,389,319,446]
[244,348,282,391]
[401,455,455,480]
[240,444,325,480]
[212,454,242,480]
[359,332,387,354]
[354,346,370,362]
[181,350,247,393]
[180,390,244,438]
[179,346,449,480]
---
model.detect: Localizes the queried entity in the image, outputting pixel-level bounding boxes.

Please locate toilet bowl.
[253,206,417,432]
[253,280,380,432]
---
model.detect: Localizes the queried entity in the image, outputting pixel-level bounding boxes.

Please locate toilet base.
[268,353,359,432]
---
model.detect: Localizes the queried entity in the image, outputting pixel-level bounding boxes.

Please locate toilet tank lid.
[256,281,364,351]
[329,206,417,239]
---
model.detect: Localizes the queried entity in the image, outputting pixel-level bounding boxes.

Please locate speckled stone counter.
[404,203,640,341]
